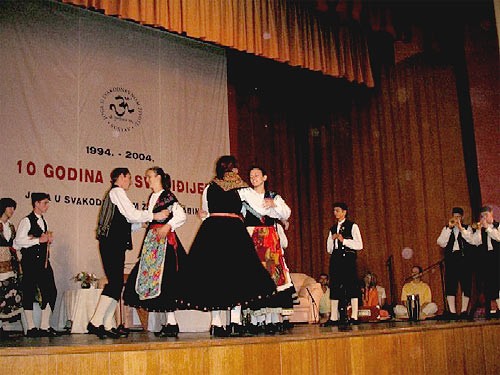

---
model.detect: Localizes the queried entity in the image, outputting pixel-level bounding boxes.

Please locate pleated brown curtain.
[61,0,374,86]
[229,51,470,310]
[351,54,470,307]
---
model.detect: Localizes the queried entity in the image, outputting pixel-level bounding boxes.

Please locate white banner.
[0,1,229,325]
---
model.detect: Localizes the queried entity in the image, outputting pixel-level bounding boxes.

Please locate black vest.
[243,190,278,227]
[98,190,132,249]
[480,222,500,253]
[330,220,355,252]
[0,222,15,247]
[21,212,48,260]
[444,224,469,257]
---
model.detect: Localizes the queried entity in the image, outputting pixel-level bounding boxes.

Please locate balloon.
[402,247,413,259]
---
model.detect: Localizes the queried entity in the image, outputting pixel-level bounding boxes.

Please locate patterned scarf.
[212,171,248,191]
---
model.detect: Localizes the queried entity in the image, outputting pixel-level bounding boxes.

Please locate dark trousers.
[329,251,359,300]
[99,238,126,301]
[20,255,57,310]
[444,252,472,297]
[483,249,499,301]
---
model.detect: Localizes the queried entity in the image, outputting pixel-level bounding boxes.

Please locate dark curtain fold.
[229,50,470,310]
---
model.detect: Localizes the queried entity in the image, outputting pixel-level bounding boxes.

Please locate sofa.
[289,273,324,323]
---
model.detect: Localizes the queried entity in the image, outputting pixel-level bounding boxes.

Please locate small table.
[59,288,115,333]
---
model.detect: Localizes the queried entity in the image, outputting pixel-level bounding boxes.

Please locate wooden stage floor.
[1,319,499,374]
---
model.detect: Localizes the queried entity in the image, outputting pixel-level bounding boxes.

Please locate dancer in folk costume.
[124,167,187,337]
[0,198,23,339]
[89,168,169,339]
[14,193,60,337]
[239,166,294,334]
[178,156,276,337]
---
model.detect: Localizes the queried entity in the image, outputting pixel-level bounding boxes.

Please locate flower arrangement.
[71,272,99,289]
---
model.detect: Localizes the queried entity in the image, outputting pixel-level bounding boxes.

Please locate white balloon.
[402,247,413,259]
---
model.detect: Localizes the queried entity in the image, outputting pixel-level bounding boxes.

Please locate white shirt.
[148,190,186,232]
[462,224,500,251]
[238,187,291,221]
[436,226,472,251]
[109,187,153,224]
[14,213,47,249]
[326,219,363,254]
[1,219,12,242]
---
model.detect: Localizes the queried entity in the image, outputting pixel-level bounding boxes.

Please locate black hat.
[480,206,492,213]
[452,207,464,215]
[333,202,348,211]
[31,192,50,206]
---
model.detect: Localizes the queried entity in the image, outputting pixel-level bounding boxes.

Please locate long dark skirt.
[178,216,276,311]
[123,229,187,312]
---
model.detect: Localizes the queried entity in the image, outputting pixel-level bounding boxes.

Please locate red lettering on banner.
[177,180,184,193]
[134,175,143,188]
[42,163,103,183]
[133,175,150,189]
[56,166,65,180]
[68,167,77,181]
[44,164,54,178]
[95,171,103,183]
[171,180,205,195]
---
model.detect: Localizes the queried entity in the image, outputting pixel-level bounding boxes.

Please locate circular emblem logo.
[100,87,142,132]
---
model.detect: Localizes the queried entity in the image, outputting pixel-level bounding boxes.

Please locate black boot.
[211,325,228,337]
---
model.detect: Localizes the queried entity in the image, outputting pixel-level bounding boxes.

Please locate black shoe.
[228,323,244,337]
[38,328,61,337]
[458,312,472,321]
[211,325,229,337]
[154,325,167,337]
[165,324,179,337]
[264,323,277,335]
[110,327,129,338]
[321,320,340,327]
[247,324,263,335]
[97,325,120,339]
[349,319,361,325]
[282,320,294,331]
[25,328,39,337]
[0,327,8,340]
[87,322,100,335]
[116,324,130,337]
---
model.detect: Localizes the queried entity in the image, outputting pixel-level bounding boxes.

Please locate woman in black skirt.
[178,156,276,337]
[123,166,187,337]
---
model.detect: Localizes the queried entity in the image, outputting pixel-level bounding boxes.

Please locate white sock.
[350,298,358,320]
[166,312,177,325]
[211,310,222,327]
[271,312,279,324]
[461,295,469,313]
[230,306,241,324]
[265,312,272,324]
[330,300,339,321]
[90,295,115,327]
[40,306,51,330]
[103,299,118,330]
[447,296,456,313]
[257,314,265,324]
[24,309,35,330]
[250,314,258,325]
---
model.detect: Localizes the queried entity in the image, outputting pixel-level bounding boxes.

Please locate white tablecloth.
[58,288,116,333]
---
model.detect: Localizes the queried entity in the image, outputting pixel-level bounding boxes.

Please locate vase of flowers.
[71,272,99,289]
